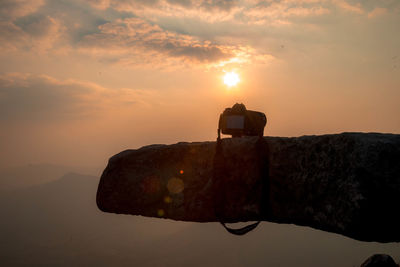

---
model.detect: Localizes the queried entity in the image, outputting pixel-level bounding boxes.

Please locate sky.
[0,0,399,170]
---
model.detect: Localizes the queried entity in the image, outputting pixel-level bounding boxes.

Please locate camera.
[218,103,267,138]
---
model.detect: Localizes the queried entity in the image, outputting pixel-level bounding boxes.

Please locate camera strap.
[213,133,270,236]
[220,221,261,236]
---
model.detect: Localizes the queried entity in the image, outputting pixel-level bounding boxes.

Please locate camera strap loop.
[220,221,261,236]
[213,135,270,236]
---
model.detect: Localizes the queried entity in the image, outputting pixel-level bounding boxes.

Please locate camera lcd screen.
[226,115,245,129]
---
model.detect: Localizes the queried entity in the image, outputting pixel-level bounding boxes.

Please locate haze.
[0,0,399,266]
[1,0,399,169]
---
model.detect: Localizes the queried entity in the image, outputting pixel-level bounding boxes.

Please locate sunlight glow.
[223,72,240,87]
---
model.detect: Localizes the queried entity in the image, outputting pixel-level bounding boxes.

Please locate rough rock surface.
[97,133,400,242]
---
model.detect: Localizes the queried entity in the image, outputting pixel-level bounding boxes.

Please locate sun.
[223,72,240,87]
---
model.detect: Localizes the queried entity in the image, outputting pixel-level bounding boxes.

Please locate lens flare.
[223,72,240,87]
[167,177,184,194]
[157,209,165,217]
[164,196,172,204]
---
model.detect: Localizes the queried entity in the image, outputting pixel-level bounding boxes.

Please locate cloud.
[0,0,61,52]
[242,1,330,25]
[166,0,193,8]
[199,0,239,11]
[95,0,333,23]
[3,0,395,70]
[87,0,239,12]
[0,73,156,123]
[0,15,65,53]
[0,21,28,51]
[78,17,271,68]
[332,0,364,14]
[20,15,65,51]
[85,0,112,10]
[85,0,241,23]
[367,7,387,19]
[0,0,44,20]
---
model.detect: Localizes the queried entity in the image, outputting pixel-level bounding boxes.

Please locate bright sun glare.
[223,72,240,87]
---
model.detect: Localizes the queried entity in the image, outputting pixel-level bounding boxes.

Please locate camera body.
[218,103,267,138]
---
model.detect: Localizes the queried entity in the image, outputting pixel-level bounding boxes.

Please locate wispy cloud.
[241,1,330,25]
[0,0,44,20]
[78,17,272,68]
[87,0,240,13]
[88,0,332,24]
[0,14,65,52]
[332,0,363,14]
[0,72,157,123]
[0,0,60,52]
[0,21,27,51]
[0,0,398,69]
[367,7,387,19]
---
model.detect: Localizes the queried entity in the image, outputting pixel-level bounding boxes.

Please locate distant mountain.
[0,164,76,191]
[0,170,399,266]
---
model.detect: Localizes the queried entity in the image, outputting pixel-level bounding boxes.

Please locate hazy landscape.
[1,164,399,266]
[1,0,399,265]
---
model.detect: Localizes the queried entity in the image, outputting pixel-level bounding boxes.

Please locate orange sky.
[0,0,399,170]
